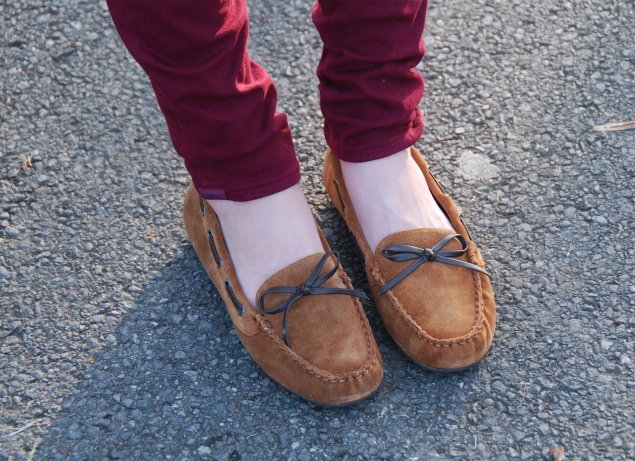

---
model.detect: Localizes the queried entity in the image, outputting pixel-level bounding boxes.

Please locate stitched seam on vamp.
[372,265,481,347]
[254,310,375,383]
[467,246,485,331]
[338,270,377,369]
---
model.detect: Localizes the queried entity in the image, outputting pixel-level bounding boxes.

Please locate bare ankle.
[340,147,454,251]
[207,184,324,305]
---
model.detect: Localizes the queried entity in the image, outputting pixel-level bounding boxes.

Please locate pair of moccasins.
[183,147,496,406]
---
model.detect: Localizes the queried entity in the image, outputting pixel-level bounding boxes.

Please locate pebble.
[491,382,507,393]
[578,197,593,211]
[5,226,19,238]
[68,423,82,440]
[14,374,34,383]
[200,387,214,397]
[457,152,500,180]
[389,388,406,404]
[568,319,582,331]
[513,431,526,442]
[0,266,11,279]
[322,227,334,239]
[564,207,576,219]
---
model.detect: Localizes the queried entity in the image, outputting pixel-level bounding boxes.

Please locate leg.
[317,1,496,371]
[107,0,299,201]
[313,0,453,252]
[108,0,383,405]
[107,0,323,305]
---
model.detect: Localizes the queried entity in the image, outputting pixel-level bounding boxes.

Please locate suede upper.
[255,253,376,376]
[373,228,482,340]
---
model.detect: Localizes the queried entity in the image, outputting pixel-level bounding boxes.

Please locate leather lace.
[380,233,491,295]
[258,251,368,348]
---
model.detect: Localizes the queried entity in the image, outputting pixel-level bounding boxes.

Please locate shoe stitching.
[371,263,484,347]
[253,306,377,383]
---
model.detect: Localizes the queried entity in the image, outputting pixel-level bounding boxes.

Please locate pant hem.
[331,125,424,163]
[196,167,301,202]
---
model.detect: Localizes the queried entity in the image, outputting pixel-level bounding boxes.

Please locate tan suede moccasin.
[323,147,496,371]
[183,185,383,406]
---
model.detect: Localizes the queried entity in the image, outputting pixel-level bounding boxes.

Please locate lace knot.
[380,233,491,295]
[422,248,436,261]
[258,251,369,348]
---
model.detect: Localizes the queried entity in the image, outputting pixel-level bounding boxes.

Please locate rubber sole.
[405,348,487,373]
[295,377,383,409]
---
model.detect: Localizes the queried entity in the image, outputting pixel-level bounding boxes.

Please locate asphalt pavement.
[1,0,634,459]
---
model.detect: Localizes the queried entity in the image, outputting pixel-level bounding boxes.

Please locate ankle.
[340,147,455,252]
[207,184,324,306]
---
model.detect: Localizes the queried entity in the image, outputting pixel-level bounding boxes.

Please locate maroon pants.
[107,0,427,201]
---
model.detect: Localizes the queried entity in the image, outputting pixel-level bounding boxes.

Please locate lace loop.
[380,233,491,295]
[258,252,368,348]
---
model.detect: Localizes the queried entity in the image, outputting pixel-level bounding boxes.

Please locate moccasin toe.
[374,228,480,339]
[371,228,494,370]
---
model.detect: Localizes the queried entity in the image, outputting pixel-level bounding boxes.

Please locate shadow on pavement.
[36,243,484,460]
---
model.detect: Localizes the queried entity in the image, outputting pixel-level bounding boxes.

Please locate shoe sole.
[293,376,383,408]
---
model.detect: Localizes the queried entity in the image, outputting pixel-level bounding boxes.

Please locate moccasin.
[323,147,496,371]
[183,185,383,405]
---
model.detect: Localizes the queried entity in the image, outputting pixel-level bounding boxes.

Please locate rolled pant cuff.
[331,123,424,163]
[195,166,301,202]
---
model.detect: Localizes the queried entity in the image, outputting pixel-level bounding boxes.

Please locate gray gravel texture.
[1,0,634,459]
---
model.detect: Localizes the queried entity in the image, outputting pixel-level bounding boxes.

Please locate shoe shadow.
[36,239,487,460]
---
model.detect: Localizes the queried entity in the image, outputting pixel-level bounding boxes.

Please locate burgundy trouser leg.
[107,0,427,201]
[313,0,427,162]
[107,0,300,201]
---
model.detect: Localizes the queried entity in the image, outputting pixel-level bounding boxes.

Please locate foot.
[209,183,324,307]
[340,148,455,253]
